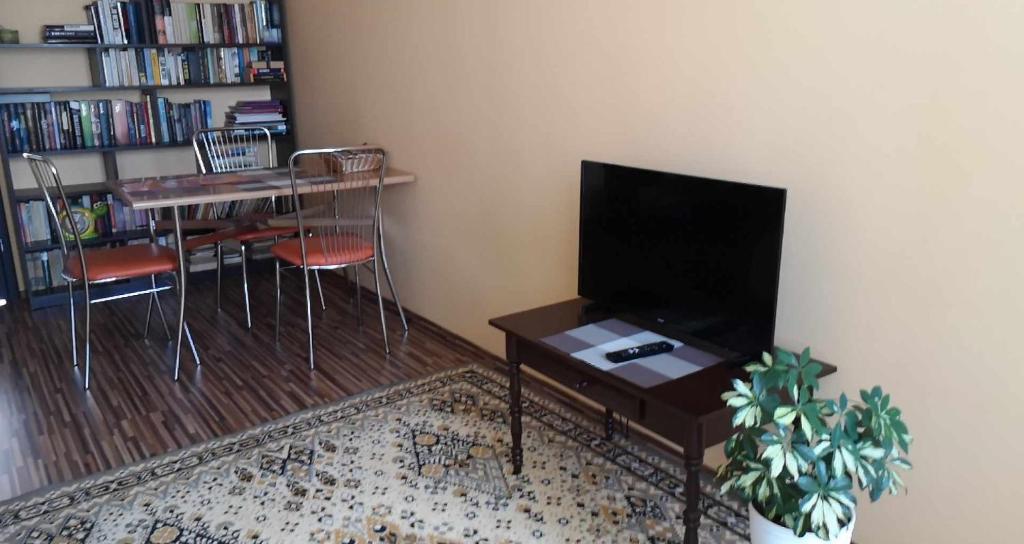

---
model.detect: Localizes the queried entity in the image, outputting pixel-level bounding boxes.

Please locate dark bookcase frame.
[0,0,296,309]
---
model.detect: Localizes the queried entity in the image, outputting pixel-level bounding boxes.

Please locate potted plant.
[717,348,913,543]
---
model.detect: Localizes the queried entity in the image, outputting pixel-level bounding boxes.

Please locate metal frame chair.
[191,126,325,328]
[24,153,199,390]
[271,146,392,368]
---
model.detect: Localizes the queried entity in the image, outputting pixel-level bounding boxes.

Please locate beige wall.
[0,0,270,287]
[287,1,1023,542]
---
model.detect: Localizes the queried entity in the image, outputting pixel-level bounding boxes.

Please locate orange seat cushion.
[234,226,301,242]
[64,244,179,282]
[271,234,374,267]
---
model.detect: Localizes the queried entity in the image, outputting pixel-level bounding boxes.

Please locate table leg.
[509,359,524,474]
[172,205,187,381]
[684,424,705,544]
[604,407,615,440]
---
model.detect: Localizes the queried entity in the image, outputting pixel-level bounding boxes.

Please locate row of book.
[16,193,151,247]
[97,46,275,87]
[1,99,213,153]
[225,99,287,135]
[87,0,282,45]
[43,24,99,44]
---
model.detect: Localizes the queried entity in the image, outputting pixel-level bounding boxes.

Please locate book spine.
[163,0,173,44]
[0,105,11,153]
[80,101,94,147]
[95,102,105,145]
[97,99,112,148]
[144,94,156,145]
[110,0,125,44]
[156,97,168,143]
[153,0,166,44]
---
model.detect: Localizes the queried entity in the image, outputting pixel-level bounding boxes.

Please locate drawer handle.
[574,380,589,390]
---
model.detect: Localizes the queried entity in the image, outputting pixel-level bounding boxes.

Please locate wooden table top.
[107,167,416,210]
[489,298,837,419]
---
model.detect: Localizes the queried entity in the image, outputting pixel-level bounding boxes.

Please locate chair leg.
[143,280,154,339]
[216,242,223,311]
[354,266,363,325]
[150,274,172,340]
[372,258,390,354]
[83,283,92,390]
[274,257,282,342]
[67,281,77,367]
[314,270,326,311]
[241,243,252,329]
[302,267,315,370]
[378,225,409,332]
[184,320,201,367]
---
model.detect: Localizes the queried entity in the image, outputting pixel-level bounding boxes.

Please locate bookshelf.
[0,0,295,310]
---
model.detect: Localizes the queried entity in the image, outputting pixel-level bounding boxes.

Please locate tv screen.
[578,161,786,359]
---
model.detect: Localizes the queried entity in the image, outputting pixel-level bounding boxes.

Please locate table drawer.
[520,344,644,421]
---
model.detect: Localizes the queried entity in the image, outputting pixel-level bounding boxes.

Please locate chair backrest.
[192,126,274,174]
[23,153,88,277]
[286,146,388,269]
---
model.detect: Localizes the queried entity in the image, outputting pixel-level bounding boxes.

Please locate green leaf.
[795,444,817,463]
[785,451,800,479]
[726,396,750,408]
[732,379,752,397]
[777,349,797,368]
[799,347,811,367]
[822,499,840,538]
[799,491,818,514]
[796,475,819,493]
[774,406,798,425]
[816,461,828,482]
[731,406,750,428]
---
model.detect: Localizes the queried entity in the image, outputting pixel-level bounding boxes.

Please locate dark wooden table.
[489,298,836,544]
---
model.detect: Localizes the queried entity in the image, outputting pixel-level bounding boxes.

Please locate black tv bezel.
[576,160,787,361]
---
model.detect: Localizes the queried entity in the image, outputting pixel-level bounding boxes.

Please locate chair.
[23,153,199,390]
[191,126,325,329]
[271,146,392,368]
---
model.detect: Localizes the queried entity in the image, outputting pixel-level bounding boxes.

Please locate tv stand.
[489,298,837,544]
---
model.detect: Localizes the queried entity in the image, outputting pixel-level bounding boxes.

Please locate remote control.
[605,341,675,363]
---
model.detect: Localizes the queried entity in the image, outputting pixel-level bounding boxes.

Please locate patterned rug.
[0,366,749,543]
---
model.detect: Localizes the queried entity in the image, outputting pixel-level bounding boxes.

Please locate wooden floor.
[0,264,501,503]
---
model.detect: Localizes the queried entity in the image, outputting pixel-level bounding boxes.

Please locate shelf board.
[14,181,110,201]
[0,42,282,50]
[21,228,157,253]
[5,132,292,160]
[0,82,287,94]
[7,141,192,157]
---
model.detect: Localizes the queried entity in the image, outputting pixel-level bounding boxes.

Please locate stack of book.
[225,99,286,135]
[43,24,98,44]
[1,98,213,153]
[250,59,285,82]
[86,0,282,45]
[97,46,273,87]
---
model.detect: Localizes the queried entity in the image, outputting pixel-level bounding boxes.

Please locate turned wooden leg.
[509,360,524,474]
[683,424,705,544]
[604,407,615,440]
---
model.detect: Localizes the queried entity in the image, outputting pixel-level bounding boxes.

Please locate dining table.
[106,166,416,371]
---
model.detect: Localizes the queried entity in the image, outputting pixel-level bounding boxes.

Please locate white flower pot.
[748,504,855,544]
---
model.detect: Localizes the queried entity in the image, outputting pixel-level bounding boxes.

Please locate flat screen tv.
[578,160,787,360]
